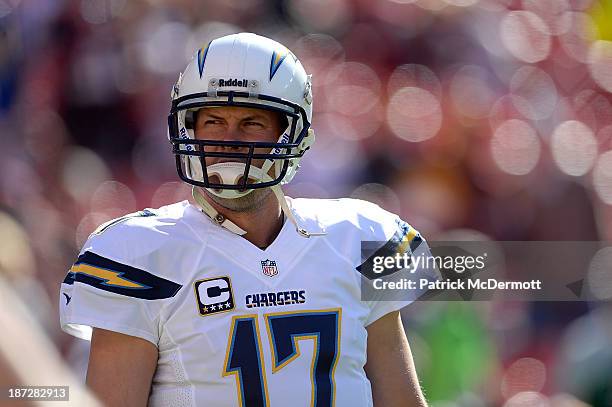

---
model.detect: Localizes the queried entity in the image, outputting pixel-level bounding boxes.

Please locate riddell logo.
[218,78,248,87]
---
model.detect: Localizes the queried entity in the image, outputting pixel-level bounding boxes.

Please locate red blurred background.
[1,0,612,405]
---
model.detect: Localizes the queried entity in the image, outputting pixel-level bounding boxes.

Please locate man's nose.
[224,125,242,141]
[219,125,248,152]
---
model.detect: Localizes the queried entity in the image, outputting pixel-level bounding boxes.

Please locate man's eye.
[245,121,263,127]
[205,120,222,125]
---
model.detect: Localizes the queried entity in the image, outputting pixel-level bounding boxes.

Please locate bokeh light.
[387,87,442,142]
[61,147,112,205]
[551,120,597,176]
[522,0,571,36]
[327,104,384,141]
[321,60,384,139]
[586,247,612,301]
[388,64,442,100]
[500,10,551,63]
[510,66,558,121]
[501,358,547,399]
[491,119,541,175]
[502,391,549,407]
[444,0,480,7]
[324,62,381,116]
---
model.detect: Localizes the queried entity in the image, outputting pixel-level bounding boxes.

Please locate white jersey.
[60,198,431,407]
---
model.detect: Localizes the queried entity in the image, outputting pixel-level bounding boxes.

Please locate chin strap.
[270,185,327,238]
[192,186,326,238]
[192,187,247,235]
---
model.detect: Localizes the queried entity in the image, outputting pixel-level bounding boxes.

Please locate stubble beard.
[204,187,273,212]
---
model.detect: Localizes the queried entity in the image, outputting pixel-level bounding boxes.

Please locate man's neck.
[202,191,284,249]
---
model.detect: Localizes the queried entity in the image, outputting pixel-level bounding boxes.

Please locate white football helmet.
[168,32,315,200]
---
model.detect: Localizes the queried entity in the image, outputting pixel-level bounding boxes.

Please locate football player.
[60,33,431,406]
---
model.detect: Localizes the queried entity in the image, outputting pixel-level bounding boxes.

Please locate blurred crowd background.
[1,0,612,406]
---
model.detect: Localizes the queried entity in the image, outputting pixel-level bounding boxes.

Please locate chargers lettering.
[246,290,306,308]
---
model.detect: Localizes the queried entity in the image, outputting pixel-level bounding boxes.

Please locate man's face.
[194,105,284,166]
[193,106,286,211]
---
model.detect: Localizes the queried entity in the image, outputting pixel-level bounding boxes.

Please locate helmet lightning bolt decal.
[269,49,288,81]
[197,42,211,78]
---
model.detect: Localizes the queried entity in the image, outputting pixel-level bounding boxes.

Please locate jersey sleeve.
[351,200,438,326]
[59,222,182,347]
[363,237,435,326]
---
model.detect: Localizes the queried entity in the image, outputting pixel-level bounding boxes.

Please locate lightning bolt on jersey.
[60,198,432,407]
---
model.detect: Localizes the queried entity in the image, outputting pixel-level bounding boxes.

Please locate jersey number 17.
[223,309,342,407]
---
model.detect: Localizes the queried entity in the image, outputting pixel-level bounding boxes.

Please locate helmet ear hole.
[185,110,196,130]
[278,113,289,133]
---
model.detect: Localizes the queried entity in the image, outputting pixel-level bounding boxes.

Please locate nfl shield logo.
[261,259,278,277]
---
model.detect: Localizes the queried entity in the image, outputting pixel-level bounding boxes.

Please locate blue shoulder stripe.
[356,219,423,280]
[62,251,182,300]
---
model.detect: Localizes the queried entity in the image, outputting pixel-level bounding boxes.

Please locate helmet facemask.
[169,90,313,200]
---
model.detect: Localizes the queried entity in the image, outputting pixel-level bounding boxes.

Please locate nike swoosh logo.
[63,293,72,305]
